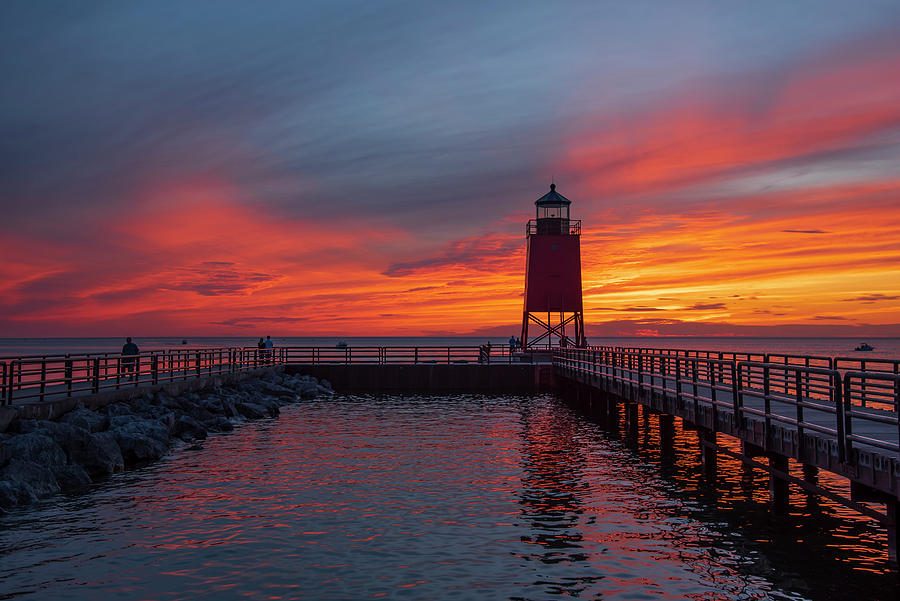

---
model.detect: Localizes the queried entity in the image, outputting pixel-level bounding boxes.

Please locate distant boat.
[854,343,874,352]
[336,341,348,348]
[181,339,188,345]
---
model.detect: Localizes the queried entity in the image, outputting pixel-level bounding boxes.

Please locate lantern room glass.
[537,203,569,220]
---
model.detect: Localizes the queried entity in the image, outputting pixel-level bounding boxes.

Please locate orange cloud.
[3,33,899,338]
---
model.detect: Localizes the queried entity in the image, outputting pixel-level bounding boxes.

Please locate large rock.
[155,392,188,412]
[199,396,227,415]
[132,406,176,431]
[0,480,22,508]
[106,403,133,417]
[202,415,234,432]
[3,431,66,467]
[172,415,207,441]
[256,397,281,417]
[82,431,125,478]
[14,420,125,481]
[283,375,321,399]
[254,380,299,400]
[110,418,169,465]
[21,421,91,465]
[54,463,92,490]
[58,407,108,433]
[234,402,269,420]
[0,458,60,504]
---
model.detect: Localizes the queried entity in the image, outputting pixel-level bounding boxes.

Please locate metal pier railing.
[555,348,900,459]
[0,345,521,405]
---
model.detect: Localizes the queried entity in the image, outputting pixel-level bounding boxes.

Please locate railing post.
[692,358,699,397]
[795,369,805,463]
[692,359,699,419]
[676,357,682,405]
[732,361,741,429]
[152,354,159,385]
[92,357,100,393]
[65,356,73,397]
[195,352,201,376]
[834,372,846,463]
[842,373,854,463]
[660,354,667,393]
[763,363,772,446]
[859,359,867,408]
[6,362,14,405]
[40,360,47,402]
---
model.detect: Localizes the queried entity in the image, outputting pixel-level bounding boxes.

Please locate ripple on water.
[0,394,894,600]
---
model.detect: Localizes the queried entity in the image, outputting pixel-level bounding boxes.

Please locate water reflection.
[516,400,594,594]
[0,394,894,600]
[568,399,897,599]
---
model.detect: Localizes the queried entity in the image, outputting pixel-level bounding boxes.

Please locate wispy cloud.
[842,293,899,302]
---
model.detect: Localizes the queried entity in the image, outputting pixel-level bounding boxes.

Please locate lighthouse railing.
[525,219,581,236]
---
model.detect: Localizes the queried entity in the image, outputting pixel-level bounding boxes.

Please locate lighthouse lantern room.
[521,184,585,348]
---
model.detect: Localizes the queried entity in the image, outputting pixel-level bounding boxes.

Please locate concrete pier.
[286,364,550,394]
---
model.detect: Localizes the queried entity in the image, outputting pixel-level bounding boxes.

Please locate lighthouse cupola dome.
[534,183,571,220]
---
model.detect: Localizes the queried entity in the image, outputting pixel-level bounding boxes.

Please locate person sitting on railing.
[121,337,139,381]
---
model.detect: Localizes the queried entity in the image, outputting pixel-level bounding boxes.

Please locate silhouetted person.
[257,337,265,350]
[509,335,517,351]
[264,335,274,362]
[121,337,139,381]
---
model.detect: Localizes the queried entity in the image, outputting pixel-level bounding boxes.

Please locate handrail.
[2,347,287,405]
[554,348,900,464]
[1,345,522,405]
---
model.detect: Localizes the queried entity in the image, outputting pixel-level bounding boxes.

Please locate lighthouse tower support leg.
[521,311,585,349]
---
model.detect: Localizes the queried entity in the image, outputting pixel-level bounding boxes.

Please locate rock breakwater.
[0,370,331,510]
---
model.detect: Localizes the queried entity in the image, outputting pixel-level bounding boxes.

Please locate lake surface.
[2,336,899,360]
[0,394,896,600]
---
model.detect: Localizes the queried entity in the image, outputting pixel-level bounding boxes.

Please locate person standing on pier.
[121,337,139,381]
[264,335,274,363]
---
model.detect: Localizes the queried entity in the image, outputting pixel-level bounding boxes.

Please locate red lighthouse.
[521,184,585,348]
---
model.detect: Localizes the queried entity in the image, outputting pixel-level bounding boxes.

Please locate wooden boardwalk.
[554,347,900,565]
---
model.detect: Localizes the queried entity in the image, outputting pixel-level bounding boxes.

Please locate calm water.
[0,394,896,600]
[2,337,899,360]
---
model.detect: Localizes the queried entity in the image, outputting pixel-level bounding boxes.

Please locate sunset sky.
[1,1,899,337]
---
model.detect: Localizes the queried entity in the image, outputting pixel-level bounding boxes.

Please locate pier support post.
[768,453,790,512]
[659,414,675,457]
[802,464,818,484]
[886,497,900,569]
[697,428,717,477]
[625,402,638,440]
[607,395,619,419]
